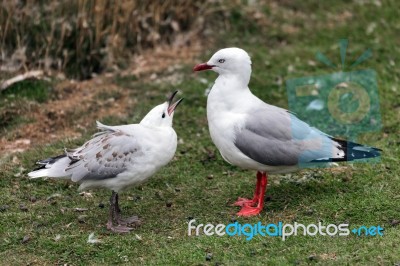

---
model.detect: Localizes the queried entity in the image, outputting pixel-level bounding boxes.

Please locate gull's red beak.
[167,90,183,116]
[193,63,214,72]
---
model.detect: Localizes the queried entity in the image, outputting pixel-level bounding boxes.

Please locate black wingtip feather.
[36,154,67,165]
[310,138,381,163]
[33,154,67,170]
[331,138,381,162]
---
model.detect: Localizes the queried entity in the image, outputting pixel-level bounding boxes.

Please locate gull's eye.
[162,112,166,118]
[218,59,225,63]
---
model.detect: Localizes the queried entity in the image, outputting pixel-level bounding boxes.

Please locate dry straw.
[0,0,228,79]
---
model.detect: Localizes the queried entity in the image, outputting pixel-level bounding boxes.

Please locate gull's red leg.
[237,172,268,216]
[233,171,262,207]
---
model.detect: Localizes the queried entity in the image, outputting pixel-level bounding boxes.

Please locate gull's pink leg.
[233,171,262,207]
[237,172,268,216]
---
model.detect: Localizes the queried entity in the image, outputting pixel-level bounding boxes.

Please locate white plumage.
[30,121,177,191]
[194,48,380,216]
[28,91,183,232]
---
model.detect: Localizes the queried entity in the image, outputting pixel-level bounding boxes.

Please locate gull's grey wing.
[234,106,342,166]
[64,126,142,182]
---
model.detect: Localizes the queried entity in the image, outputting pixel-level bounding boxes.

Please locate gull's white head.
[193,48,252,80]
[140,91,183,127]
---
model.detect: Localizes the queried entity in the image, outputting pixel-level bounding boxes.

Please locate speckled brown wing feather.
[64,128,142,182]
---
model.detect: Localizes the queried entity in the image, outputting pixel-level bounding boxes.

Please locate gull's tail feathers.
[27,154,71,179]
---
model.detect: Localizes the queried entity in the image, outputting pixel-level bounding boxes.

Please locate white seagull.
[28,91,183,232]
[193,48,381,216]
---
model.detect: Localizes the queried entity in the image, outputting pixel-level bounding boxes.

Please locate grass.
[0,79,50,136]
[1,1,400,265]
[0,80,50,103]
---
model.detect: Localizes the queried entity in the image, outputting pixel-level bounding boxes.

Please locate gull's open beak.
[167,90,183,115]
[193,63,214,72]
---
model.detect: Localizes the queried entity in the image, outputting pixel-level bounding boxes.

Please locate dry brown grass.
[0,0,227,79]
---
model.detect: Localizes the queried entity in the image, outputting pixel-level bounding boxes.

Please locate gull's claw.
[107,221,135,233]
[117,216,141,226]
[232,197,257,207]
[237,206,263,216]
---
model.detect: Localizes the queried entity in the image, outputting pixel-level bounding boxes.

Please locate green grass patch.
[0,79,50,104]
[1,1,400,265]
[0,79,50,136]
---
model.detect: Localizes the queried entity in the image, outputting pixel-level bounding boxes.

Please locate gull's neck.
[212,69,251,96]
[208,70,256,114]
[216,66,251,88]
